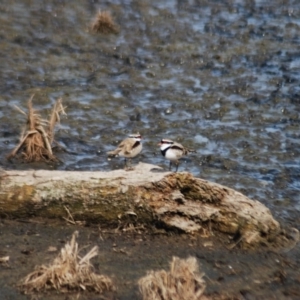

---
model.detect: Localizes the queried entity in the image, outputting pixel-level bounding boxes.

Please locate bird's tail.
[186,148,196,154]
[107,150,119,157]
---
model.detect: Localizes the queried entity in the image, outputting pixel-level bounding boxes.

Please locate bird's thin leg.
[169,161,172,171]
[124,158,127,169]
[125,158,133,171]
[175,161,179,173]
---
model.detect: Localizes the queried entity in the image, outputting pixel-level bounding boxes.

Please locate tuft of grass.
[7,95,66,163]
[19,231,114,294]
[91,10,119,34]
[138,256,207,300]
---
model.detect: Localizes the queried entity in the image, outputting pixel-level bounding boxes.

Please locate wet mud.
[0,219,299,300]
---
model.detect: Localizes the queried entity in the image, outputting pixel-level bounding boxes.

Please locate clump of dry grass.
[19,231,114,294]
[138,256,207,300]
[7,95,66,163]
[91,10,119,34]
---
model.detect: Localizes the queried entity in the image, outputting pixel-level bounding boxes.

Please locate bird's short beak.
[157,142,162,146]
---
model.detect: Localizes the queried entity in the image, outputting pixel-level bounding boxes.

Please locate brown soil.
[0,218,299,300]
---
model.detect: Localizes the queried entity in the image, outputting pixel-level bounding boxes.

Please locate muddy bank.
[1,164,299,298]
[0,219,299,300]
[0,0,300,225]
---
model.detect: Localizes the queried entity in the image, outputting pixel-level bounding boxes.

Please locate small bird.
[158,139,196,172]
[107,133,142,169]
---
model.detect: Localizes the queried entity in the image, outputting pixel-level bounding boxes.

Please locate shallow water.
[1,1,300,217]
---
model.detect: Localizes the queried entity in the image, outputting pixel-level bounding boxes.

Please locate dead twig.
[48,98,66,144]
[0,256,9,264]
[7,130,37,159]
[63,206,76,225]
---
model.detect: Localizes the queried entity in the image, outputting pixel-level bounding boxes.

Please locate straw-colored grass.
[91,10,118,34]
[138,256,207,300]
[19,231,114,294]
[7,95,66,162]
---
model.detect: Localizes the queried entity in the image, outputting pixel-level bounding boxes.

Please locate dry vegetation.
[91,10,119,34]
[18,231,207,298]
[0,256,9,265]
[7,95,66,163]
[19,231,114,294]
[138,256,208,300]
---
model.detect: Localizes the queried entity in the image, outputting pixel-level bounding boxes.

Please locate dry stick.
[227,234,244,250]
[63,206,76,225]
[79,246,98,265]
[13,105,27,116]
[0,256,9,263]
[36,125,53,156]
[52,140,67,151]
[122,225,145,232]
[7,130,38,159]
[28,94,35,102]
[27,95,38,131]
[48,98,66,144]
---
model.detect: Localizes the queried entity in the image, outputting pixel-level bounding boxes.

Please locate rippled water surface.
[1,0,300,223]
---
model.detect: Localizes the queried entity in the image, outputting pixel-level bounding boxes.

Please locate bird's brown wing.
[172,142,196,155]
[107,138,130,156]
[121,138,136,155]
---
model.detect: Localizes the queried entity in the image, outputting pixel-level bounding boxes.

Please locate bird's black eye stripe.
[129,134,141,139]
[161,140,173,144]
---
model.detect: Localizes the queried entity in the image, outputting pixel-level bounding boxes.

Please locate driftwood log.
[0,163,282,247]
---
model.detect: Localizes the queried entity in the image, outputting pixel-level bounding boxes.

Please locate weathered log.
[0,163,281,247]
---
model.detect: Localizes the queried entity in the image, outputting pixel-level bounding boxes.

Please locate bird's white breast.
[165,148,180,161]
